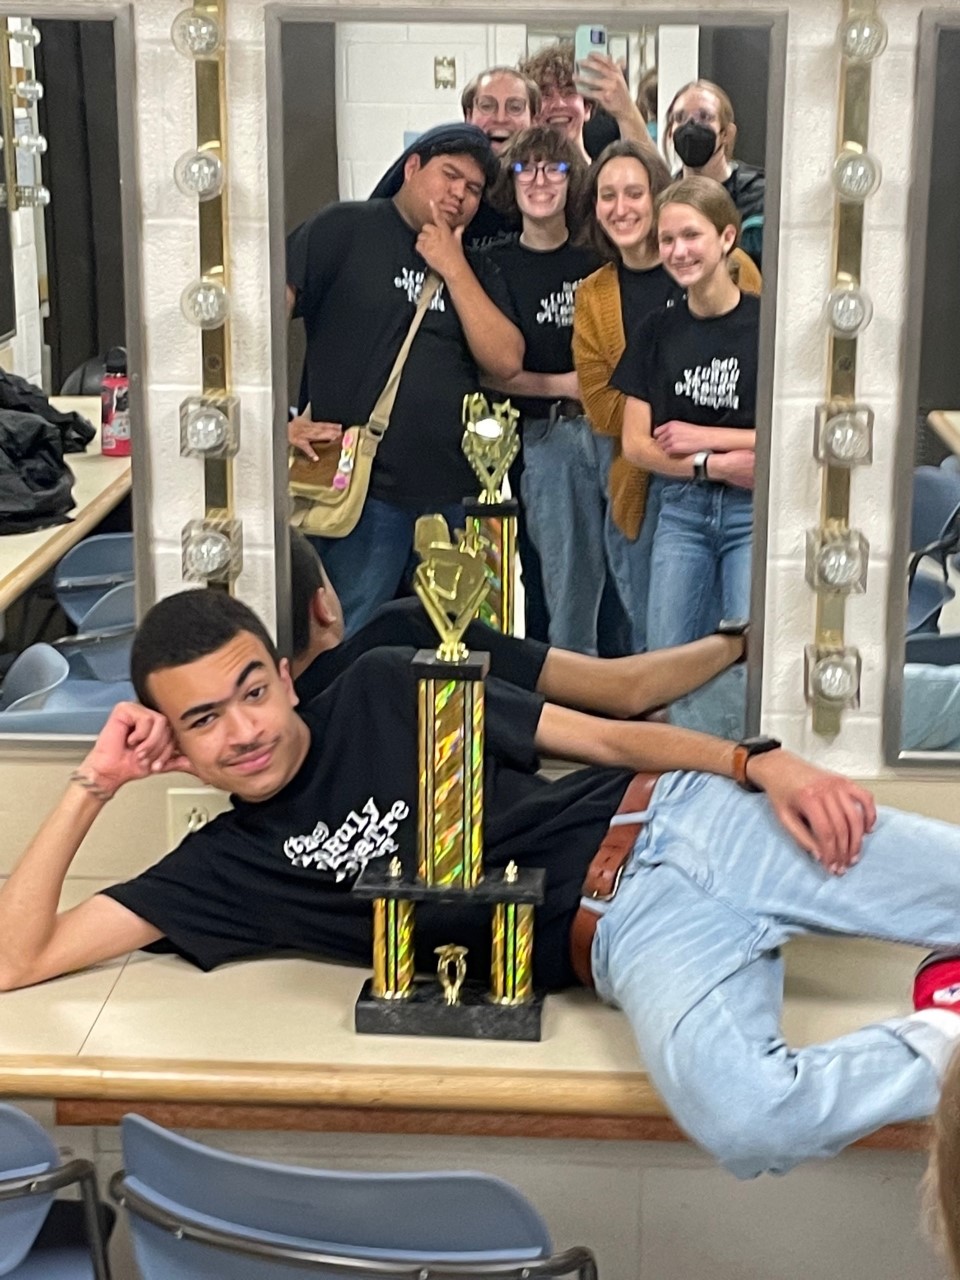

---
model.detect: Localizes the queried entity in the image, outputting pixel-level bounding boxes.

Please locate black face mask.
[673,119,719,169]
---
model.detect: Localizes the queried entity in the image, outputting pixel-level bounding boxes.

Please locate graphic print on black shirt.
[611,292,760,431]
[480,239,602,419]
[103,649,631,990]
[463,198,521,251]
[286,200,518,506]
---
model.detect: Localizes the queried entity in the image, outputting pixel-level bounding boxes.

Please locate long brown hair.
[578,139,672,262]
[664,79,737,162]
[490,126,586,230]
[927,1047,960,1278]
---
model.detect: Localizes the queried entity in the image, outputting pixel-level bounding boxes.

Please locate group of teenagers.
[286,45,766,675]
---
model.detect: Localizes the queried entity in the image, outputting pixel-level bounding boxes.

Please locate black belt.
[547,398,584,424]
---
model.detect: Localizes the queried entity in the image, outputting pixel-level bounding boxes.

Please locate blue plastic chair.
[911,466,960,552]
[0,1104,111,1279]
[942,454,960,477]
[53,534,134,627]
[905,632,960,666]
[0,645,69,713]
[907,468,960,635]
[111,1115,597,1280]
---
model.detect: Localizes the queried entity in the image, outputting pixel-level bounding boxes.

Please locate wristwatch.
[732,735,782,792]
[716,618,749,663]
[692,450,713,484]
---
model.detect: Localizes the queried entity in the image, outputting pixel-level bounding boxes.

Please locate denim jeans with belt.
[588,771,960,1178]
[522,415,650,655]
[646,476,753,651]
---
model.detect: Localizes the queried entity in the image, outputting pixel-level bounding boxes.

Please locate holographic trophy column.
[353,516,545,1041]
[461,394,520,635]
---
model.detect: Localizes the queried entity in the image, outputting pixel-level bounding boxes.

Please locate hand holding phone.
[573,23,608,90]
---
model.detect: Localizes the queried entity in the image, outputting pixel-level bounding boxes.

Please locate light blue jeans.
[522,418,651,654]
[646,477,753,651]
[589,771,960,1178]
[671,663,960,751]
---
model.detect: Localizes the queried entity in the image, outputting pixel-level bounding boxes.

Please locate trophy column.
[463,500,519,636]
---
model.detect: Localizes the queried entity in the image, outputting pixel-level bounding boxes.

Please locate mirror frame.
[0,2,149,747]
[265,4,787,734]
[883,8,960,768]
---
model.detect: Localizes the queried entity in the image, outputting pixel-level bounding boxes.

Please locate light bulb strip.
[811,2,882,737]
[0,29,19,214]
[183,2,235,570]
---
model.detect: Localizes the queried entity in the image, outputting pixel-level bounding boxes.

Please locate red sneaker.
[914,952,960,1012]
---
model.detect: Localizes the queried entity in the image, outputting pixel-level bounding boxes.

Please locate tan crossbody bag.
[289,271,442,539]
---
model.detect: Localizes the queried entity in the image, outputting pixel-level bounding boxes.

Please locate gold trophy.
[353,516,545,1040]
[461,393,521,635]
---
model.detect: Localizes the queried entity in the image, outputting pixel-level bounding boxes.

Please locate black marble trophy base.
[355,978,543,1042]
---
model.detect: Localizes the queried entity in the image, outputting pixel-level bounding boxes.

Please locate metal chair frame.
[0,1158,112,1280]
[109,1170,597,1280]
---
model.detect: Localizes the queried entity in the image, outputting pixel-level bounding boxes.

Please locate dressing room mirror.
[267,8,785,739]
[884,12,960,765]
[0,8,144,742]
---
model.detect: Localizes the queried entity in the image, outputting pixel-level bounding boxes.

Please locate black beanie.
[368,122,498,200]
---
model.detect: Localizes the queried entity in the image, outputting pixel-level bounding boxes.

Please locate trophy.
[353,515,545,1040]
[461,393,520,635]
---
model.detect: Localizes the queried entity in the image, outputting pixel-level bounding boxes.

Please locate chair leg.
[79,1170,113,1280]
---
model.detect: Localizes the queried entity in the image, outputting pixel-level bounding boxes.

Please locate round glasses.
[512,161,570,185]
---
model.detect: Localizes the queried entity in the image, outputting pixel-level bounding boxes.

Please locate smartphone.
[574,24,608,94]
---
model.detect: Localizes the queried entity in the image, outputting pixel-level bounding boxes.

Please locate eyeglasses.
[668,107,720,128]
[512,161,570,185]
[473,96,529,117]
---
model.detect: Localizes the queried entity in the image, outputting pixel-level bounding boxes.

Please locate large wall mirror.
[267,7,785,739]
[885,10,960,765]
[0,6,145,743]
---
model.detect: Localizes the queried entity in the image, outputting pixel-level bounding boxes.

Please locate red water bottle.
[101,346,131,457]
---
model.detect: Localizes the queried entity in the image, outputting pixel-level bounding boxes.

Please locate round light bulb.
[838,12,888,63]
[825,284,873,337]
[15,78,44,103]
[16,134,47,155]
[474,417,502,441]
[185,531,231,577]
[174,148,224,201]
[180,278,231,330]
[17,185,50,208]
[8,25,41,48]
[823,413,871,463]
[812,658,858,705]
[832,147,882,202]
[817,543,863,590]
[185,406,228,452]
[171,8,223,59]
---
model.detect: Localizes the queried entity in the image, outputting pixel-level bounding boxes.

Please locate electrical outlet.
[167,787,231,845]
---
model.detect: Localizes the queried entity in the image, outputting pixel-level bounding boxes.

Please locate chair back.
[0,644,70,712]
[0,1104,59,1274]
[75,582,135,636]
[912,466,960,551]
[120,1114,556,1280]
[53,533,134,625]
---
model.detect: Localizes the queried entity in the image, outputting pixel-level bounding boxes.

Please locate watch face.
[740,735,781,752]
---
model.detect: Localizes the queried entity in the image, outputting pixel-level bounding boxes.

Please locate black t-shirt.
[481,239,603,418]
[102,649,631,991]
[617,262,683,345]
[464,198,521,251]
[294,598,549,706]
[287,200,519,507]
[611,293,760,432]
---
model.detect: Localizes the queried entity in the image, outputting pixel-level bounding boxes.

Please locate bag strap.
[366,271,441,436]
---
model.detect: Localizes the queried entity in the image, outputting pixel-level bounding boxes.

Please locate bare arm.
[578,54,660,159]
[654,421,757,455]
[537,633,745,718]
[622,396,695,478]
[482,369,579,401]
[0,704,186,991]
[416,208,524,381]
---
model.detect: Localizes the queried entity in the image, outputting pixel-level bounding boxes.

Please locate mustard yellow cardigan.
[572,250,762,540]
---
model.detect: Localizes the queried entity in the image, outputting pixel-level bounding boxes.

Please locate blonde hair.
[655,175,741,244]
[664,79,737,161]
[926,1047,960,1278]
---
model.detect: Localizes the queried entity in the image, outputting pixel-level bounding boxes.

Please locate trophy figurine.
[352,515,545,1040]
[461,393,520,635]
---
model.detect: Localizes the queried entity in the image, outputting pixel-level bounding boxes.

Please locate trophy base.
[355,978,543,1042]
[463,497,519,519]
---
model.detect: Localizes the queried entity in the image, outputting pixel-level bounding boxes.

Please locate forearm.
[615,105,660,156]
[0,782,104,982]
[626,433,693,478]
[538,634,744,718]
[445,268,524,379]
[483,369,579,400]
[706,428,756,453]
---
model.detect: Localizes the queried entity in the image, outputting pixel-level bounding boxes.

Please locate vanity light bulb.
[170,8,223,59]
[825,284,873,338]
[8,25,41,48]
[832,147,882,202]
[186,407,227,452]
[16,185,50,208]
[181,519,243,583]
[186,532,231,577]
[174,148,224,202]
[820,410,873,465]
[838,11,888,63]
[805,646,862,709]
[14,77,43,103]
[806,529,869,594]
[16,134,47,155]
[180,278,231,330]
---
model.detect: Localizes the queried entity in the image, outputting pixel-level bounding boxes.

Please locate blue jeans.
[646,477,753,651]
[310,496,465,637]
[604,477,658,655]
[589,771,960,1177]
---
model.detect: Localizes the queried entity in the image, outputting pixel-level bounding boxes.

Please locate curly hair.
[517,40,577,94]
[489,126,587,230]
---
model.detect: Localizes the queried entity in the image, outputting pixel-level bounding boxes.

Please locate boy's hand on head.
[77,703,194,801]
